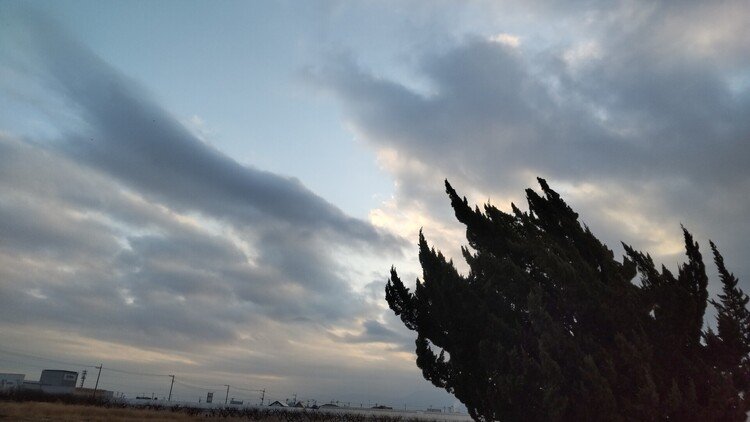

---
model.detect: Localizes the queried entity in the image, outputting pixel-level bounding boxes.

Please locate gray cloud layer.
[311,1,750,289]
[0,10,411,369]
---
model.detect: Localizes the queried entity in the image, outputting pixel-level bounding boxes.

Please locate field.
[0,401,209,421]
[0,390,470,422]
[0,400,469,422]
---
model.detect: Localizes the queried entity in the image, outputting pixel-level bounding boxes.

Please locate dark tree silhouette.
[386,178,750,421]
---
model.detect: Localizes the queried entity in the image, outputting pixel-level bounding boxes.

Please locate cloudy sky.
[1,0,749,408]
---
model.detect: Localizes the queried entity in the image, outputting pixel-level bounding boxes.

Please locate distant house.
[21,370,78,395]
[292,401,305,408]
[40,370,77,395]
[319,403,339,408]
[230,398,243,405]
[0,374,25,392]
[371,405,393,410]
[268,400,288,407]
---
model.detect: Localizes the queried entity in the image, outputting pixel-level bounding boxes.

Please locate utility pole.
[168,375,175,401]
[79,370,87,388]
[224,385,230,405]
[92,365,102,398]
[260,389,265,406]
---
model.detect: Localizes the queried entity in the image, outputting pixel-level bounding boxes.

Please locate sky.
[1,0,749,409]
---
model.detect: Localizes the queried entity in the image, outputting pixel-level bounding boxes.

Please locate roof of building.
[268,400,288,407]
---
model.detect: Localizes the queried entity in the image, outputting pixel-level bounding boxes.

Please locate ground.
[0,401,228,421]
[0,399,463,421]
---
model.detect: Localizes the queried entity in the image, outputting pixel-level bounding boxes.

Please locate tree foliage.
[385,179,750,421]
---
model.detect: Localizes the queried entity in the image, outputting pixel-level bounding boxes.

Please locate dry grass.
[0,400,436,422]
[0,401,221,421]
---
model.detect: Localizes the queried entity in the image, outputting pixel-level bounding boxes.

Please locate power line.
[0,348,432,412]
[233,385,264,393]
[173,379,218,391]
[0,352,261,399]
[91,379,163,391]
[0,347,95,368]
[100,367,170,377]
[0,347,173,379]
[0,356,71,370]
[171,378,263,397]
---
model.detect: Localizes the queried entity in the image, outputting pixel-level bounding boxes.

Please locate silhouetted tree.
[386,178,750,421]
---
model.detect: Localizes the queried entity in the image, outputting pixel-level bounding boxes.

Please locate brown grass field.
[0,394,445,422]
[0,401,435,422]
[0,401,231,421]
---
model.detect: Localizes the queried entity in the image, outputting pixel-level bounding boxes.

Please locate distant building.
[38,370,78,395]
[371,405,393,410]
[230,398,243,405]
[319,403,339,408]
[0,373,25,391]
[20,370,78,395]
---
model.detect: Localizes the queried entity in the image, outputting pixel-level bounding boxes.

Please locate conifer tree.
[704,241,750,417]
[386,179,750,421]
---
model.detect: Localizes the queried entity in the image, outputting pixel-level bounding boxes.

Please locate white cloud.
[488,32,520,48]
[562,40,601,69]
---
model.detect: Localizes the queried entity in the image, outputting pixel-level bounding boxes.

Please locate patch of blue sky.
[10,0,392,219]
